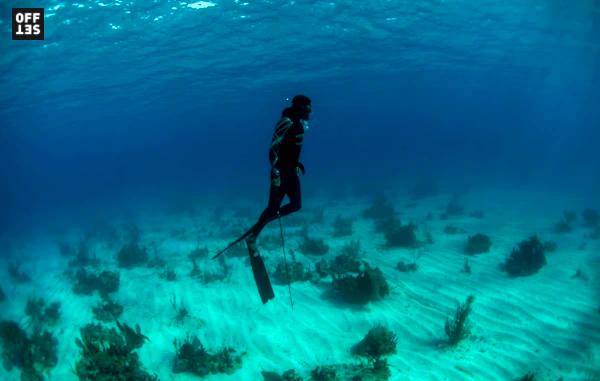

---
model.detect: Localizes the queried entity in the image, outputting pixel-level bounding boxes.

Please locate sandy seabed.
[0,188,598,381]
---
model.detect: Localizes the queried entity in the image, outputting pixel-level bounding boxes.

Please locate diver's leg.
[248,178,286,240]
[278,171,301,218]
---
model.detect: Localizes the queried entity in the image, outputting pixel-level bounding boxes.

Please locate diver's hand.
[296,162,305,176]
[272,167,281,187]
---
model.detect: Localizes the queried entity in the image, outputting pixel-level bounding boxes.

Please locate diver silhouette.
[246,94,312,247]
[212,94,312,304]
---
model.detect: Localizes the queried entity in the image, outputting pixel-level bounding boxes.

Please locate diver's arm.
[269,117,293,172]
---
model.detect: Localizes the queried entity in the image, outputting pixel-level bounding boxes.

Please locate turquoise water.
[0,1,599,380]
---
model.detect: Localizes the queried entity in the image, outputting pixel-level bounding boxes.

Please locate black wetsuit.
[249,107,305,238]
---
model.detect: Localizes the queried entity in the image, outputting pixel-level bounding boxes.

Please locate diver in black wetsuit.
[246,94,312,249]
[211,95,312,304]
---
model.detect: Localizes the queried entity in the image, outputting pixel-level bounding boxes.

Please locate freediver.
[245,94,312,249]
[212,94,312,304]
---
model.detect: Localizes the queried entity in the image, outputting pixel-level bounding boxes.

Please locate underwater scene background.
[1,0,599,380]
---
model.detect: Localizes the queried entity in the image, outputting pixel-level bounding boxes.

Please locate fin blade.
[212,228,254,260]
[248,243,274,304]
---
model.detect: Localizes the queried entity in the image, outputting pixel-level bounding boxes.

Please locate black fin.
[247,242,274,304]
[212,227,254,260]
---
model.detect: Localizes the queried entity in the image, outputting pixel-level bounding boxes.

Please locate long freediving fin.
[247,241,275,304]
[211,227,255,260]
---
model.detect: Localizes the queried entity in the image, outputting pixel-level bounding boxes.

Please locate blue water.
[1,0,598,234]
[1,1,599,380]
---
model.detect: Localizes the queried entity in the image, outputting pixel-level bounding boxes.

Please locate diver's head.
[291,94,312,121]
